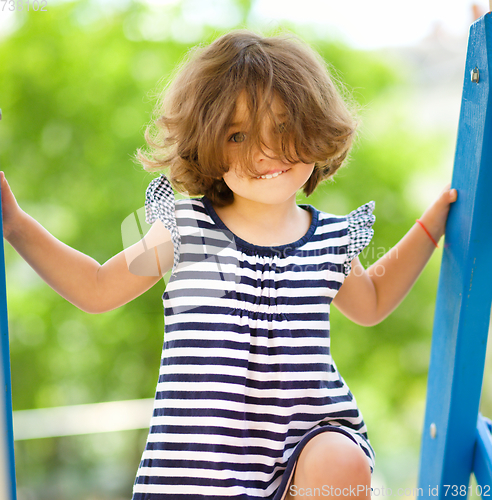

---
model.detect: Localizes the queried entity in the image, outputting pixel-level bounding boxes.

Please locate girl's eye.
[277,123,286,133]
[229,132,246,143]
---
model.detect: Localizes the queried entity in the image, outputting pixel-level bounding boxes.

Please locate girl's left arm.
[332,186,458,326]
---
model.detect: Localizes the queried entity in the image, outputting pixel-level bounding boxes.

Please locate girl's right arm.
[1,172,173,314]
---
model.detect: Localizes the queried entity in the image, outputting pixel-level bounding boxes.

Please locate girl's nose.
[253,144,275,163]
[253,133,280,162]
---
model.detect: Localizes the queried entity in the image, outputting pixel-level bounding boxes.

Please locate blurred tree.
[0,0,454,497]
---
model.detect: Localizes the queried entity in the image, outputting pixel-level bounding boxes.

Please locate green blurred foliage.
[0,0,457,497]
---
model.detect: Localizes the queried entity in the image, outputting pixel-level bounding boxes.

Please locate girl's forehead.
[231,93,286,125]
[231,94,250,123]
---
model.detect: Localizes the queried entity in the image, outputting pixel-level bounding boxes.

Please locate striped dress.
[132,175,376,500]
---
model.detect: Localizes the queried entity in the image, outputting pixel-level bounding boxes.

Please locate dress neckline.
[201,197,319,256]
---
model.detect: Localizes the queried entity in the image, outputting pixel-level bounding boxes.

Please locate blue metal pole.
[0,109,17,499]
[418,13,492,498]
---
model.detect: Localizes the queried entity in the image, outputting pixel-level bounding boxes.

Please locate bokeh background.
[1,0,492,498]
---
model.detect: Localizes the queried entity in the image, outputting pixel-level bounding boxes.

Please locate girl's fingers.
[0,172,9,191]
[440,185,457,204]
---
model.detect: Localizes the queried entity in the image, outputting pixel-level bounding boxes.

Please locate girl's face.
[222,94,315,206]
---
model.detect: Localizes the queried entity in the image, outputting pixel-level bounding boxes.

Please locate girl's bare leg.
[284,432,371,499]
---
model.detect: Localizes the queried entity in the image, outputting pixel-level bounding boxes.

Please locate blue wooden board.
[418,13,492,498]
[474,415,492,493]
[0,109,17,499]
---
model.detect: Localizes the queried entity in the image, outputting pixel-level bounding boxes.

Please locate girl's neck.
[213,195,312,247]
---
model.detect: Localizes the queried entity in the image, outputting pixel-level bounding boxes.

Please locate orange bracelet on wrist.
[416,219,439,248]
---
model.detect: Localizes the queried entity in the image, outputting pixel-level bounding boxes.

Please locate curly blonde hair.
[138,30,357,206]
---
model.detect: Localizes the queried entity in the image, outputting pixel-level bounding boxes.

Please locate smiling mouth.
[256,169,289,180]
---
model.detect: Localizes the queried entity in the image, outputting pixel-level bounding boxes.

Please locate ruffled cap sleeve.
[145,175,181,272]
[344,201,375,277]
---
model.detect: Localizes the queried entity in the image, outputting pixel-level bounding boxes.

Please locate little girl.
[2,30,456,500]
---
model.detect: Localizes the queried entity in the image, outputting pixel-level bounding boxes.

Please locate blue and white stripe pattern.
[133,175,376,499]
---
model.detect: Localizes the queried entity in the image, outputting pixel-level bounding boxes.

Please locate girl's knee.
[297,431,371,484]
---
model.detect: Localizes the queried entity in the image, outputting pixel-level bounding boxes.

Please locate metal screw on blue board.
[471,67,480,83]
